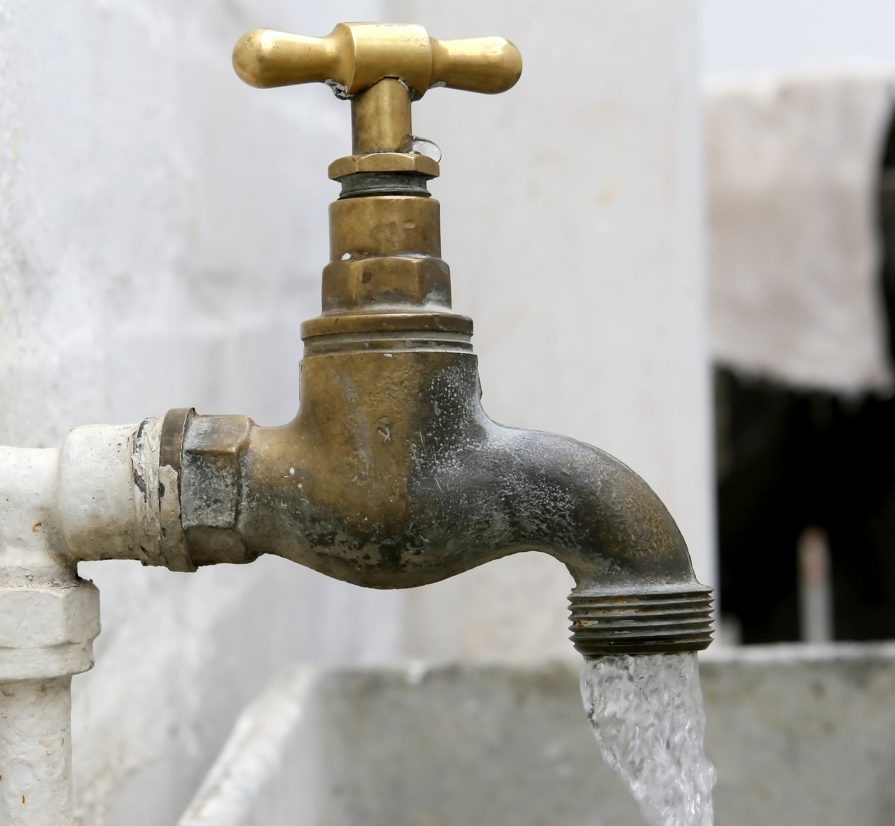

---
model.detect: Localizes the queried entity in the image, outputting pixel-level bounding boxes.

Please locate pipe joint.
[179,414,254,566]
[0,579,100,683]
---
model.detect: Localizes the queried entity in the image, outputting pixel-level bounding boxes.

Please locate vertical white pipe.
[0,447,74,824]
[0,678,73,825]
[0,439,113,825]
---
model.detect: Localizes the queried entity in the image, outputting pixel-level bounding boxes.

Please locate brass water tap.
[233,24,521,323]
[154,23,712,656]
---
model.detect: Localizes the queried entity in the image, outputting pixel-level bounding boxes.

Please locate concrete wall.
[0,1,711,821]
[181,646,895,826]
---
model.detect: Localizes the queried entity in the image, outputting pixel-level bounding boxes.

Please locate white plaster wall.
[0,1,711,821]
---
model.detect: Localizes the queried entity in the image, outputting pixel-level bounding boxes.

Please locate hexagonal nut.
[322,256,451,313]
[328,152,440,180]
[0,580,100,650]
[181,414,252,533]
[330,196,440,261]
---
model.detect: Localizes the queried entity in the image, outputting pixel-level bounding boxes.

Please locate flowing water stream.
[580,653,716,826]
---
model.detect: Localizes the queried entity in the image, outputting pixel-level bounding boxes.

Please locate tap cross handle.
[232,23,522,98]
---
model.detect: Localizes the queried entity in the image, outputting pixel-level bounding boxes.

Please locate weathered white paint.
[0,678,74,825]
[0,447,66,574]
[2,421,172,568]
[56,422,166,563]
[0,578,99,684]
[0,445,101,825]
[55,427,137,562]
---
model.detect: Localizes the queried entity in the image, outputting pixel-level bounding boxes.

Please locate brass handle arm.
[232,23,521,98]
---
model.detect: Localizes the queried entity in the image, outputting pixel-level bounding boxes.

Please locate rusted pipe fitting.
[179,414,254,566]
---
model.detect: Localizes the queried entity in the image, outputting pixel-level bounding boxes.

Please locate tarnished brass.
[232,23,522,98]
[330,196,440,260]
[322,257,451,314]
[351,79,412,153]
[160,22,713,657]
[328,153,439,180]
[233,24,520,322]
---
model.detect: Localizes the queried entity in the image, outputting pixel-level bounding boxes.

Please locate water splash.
[580,653,716,826]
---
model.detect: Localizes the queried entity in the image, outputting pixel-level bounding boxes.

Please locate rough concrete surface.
[702,644,895,826]
[184,645,895,826]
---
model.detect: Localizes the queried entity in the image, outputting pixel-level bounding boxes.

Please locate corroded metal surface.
[173,343,711,654]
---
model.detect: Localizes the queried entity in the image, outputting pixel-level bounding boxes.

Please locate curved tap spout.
[169,343,712,656]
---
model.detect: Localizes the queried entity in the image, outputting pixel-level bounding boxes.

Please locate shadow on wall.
[710,75,895,643]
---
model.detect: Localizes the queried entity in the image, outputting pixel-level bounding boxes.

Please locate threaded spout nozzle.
[569,585,714,656]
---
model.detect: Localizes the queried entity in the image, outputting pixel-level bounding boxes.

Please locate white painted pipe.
[0,420,166,565]
[57,418,168,564]
[0,678,73,825]
[0,419,165,824]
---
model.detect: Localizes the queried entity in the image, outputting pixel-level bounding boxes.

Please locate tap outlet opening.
[569,584,714,656]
